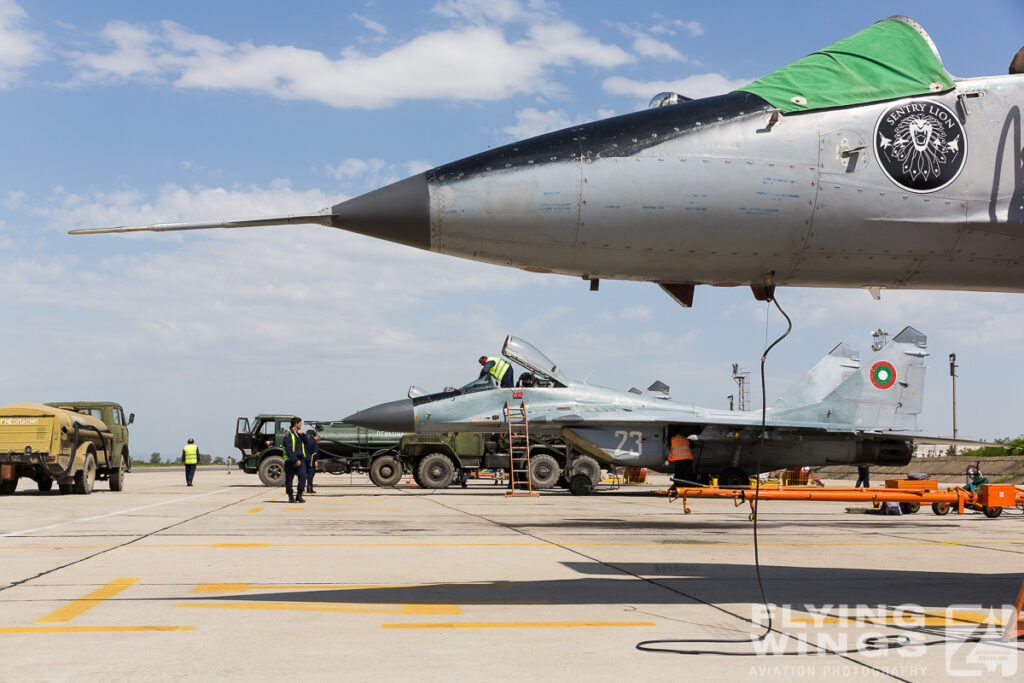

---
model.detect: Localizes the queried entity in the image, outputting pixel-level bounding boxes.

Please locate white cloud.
[0,0,43,87]
[648,15,705,38]
[602,73,750,101]
[613,22,687,62]
[352,13,387,36]
[502,108,573,140]
[68,13,633,109]
[501,107,619,140]
[431,0,530,25]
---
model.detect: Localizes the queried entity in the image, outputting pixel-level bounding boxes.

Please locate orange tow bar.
[666,480,1024,520]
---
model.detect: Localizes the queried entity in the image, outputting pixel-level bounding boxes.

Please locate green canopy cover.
[737,16,955,114]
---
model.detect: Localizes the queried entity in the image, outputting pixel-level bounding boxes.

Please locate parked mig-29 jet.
[71,17,1024,305]
[344,328,928,486]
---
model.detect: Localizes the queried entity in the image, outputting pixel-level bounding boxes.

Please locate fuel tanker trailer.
[0,402,129,494]
[234,414,403,486]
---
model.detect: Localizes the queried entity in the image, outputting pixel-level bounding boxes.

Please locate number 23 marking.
[614,430,643,454]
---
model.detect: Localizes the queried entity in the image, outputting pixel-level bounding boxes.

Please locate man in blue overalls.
[283,417,307,504]
[304,429,320,495]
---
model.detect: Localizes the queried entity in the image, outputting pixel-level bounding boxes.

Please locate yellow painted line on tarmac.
[0,626,194,634]
[382,621,655,630]
[175,601,462,615]
[36,578,140,623]
[246,508,263,514]
[191,582,522,594]
[2,540,1022,550]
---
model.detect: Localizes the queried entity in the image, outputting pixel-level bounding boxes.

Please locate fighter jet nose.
[329,173,430,250]
[345,398,415,432]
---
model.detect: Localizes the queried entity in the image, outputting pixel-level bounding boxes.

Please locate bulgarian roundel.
[870,361,897,390]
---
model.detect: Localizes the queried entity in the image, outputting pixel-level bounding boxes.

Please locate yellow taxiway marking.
[246,508,263,514]
[176,601,463,615]
[382,621,655,630]
[0,626,194,634]
[190,582,522,594]
[3,540,1023,551]
[36,578,140,623]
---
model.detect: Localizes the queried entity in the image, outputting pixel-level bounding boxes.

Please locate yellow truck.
[0,402,130,495]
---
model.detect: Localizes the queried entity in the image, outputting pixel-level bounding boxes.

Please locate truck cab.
[45,401,133,475]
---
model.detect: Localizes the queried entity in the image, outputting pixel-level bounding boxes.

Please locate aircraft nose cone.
[345,399,415,432]
[329,173,430,250]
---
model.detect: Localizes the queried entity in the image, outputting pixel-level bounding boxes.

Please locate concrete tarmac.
[0,470,1021,681]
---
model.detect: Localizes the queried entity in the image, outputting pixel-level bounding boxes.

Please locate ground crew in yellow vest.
[666,429,695,496]
[478,355,514,388]
[283,417,307,503]
[182,438,199,487]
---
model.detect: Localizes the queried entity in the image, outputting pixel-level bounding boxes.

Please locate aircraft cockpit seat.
[1011,46,1024,74]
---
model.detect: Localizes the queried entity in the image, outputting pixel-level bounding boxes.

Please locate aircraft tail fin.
[772,327,928,430]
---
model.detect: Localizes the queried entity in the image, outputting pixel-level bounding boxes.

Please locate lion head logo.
[875,101,966,193]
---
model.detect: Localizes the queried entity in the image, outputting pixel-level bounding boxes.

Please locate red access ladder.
[505,400,537,497]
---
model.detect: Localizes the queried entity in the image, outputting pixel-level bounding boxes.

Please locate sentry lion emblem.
[875,100,966,193]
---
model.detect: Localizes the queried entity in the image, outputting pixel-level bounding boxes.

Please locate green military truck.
[234,414,589,490]
[0,401,132,494]
[372,432,579,490]
[234,414,404,486]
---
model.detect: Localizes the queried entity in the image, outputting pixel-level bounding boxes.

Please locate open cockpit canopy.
[737,16,955,114]
[502,336,569,387]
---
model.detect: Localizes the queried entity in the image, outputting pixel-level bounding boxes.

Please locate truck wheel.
[0,479,17,495]
[411,466,425,488]
[983,506,1003,518]
[417,453,455,489]
[110,456,127,492]
[258,455,285,487]
[74,453,96,494]
[569,474,595,496]
[369,455,403,487]
[37,477,53,493]
[569,455,601,487]
[59,482,74,495]
[931,502,951,516]
[718,468,749,487]
[529,453,559,489]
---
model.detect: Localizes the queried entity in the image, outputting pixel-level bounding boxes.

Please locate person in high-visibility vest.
[181,438,199,487]
[666,429,695,495]
[282,417,307,503]
[478,355,514,388]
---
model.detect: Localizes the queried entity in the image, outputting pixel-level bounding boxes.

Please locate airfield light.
[949,353,958,455]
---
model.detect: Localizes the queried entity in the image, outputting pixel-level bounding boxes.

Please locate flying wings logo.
[870,361,897,390]
[875,99,966,193]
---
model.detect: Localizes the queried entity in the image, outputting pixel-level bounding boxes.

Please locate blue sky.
[1,0,1022,460]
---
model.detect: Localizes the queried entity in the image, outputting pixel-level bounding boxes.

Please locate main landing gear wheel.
[569,474,595,496]
[931,502,951,516]
[417,453,455,489]
[718,468,749,487]
[369,455,403,487]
